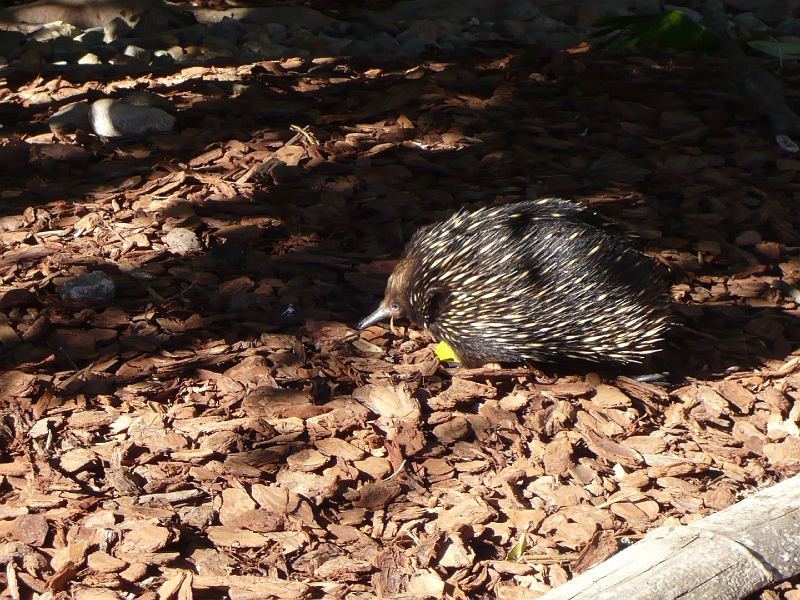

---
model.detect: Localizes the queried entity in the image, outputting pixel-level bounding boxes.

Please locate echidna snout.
[358,304,393,330]
[358,259,417,329]
[358,199,671,368]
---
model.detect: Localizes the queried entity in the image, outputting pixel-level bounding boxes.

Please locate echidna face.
[358,258,417,330]
[383,263,415,320]
[384,298,406,319]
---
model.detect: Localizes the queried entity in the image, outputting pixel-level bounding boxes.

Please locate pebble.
[732,12,770,34]
[735,230,763,247]
[0,1,789,75]
[104,16,133,42]
[75,27,104,45]
[0,0,588,72]
[88,98,177,137]
[663,5,704,22]
[775,18,800,36]
[49,101,91,133]
[123,45,151,63]
[60,271,116,304]
[0,0,793,124]
[164,228,202,254]
[77,52,101,64]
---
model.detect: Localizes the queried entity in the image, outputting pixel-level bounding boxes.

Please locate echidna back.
[399,199,670,367]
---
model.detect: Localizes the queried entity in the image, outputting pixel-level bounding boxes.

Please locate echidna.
[358,198,671,367]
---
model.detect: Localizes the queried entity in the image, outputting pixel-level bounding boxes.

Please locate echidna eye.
[390,301,400,313]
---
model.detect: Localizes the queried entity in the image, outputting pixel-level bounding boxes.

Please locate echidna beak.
[358,306,391,329]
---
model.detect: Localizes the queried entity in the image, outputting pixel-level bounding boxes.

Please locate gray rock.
[356,10,401,35]
[77,52,102,64]
[30,21,79,41]
[526,14,570,34]
[50,101,91,133]
[0,0,595,76]
[264,23,288,43]
[240,28,286,52]
[108,34,178,51]
[0,0,591,66]
[342,39,375,56]
[208,17,243,44]
[240,40,291,61]
[500,1,539,21]
[131,8,172,38]
[774,18,800,36]
[104,16,133,43]
[61,271,116,304]
[117,262,156,281]
[433,18,461,36]
[313,34,352,55]
[371,31,401,52]
[0,0,160,31]
[486,30,507,42]
[756,2,791,26]
[0,30,25,60]
[441,32,468,47]
[732,12,770,34]
[540,3,577,25]
[396,20,441,43]
[151,50,175,67]
[288,27,315,46]
[493,19,526,39]
[663,5,703,23]
[172,23,207,47]
[163,228,202,254]
[458,30,478,44]
[75,27,105,45]
[540,31,585,49]
[89,99,177,137]
[26,26,59,42]
[123,44,151,63]
[400,37,439,55]
[343,19,375,38]
[122,91,175,113]
[85,44,116,61]
[166,45,184,60]
[241,29,270,45]
[238,6,338,33]
[383,0,539,25]
[200,34,237,57]
[52,37,87,62]
[19,39,53,62]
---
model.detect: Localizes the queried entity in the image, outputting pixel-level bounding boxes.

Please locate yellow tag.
[435,341,459,363]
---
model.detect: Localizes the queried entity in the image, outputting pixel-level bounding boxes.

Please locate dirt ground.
[0,4,799,599]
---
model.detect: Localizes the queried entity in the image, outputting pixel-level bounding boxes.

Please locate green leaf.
[506,533,529,561]
[747,40,800,60]
[592,11,719,52]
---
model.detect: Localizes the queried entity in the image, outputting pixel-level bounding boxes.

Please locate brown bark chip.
[0,14,798,600]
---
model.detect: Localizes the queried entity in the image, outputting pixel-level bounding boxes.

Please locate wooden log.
[538,473,800,600]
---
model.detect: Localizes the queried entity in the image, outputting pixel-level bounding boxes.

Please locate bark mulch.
[0,43,799,599]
